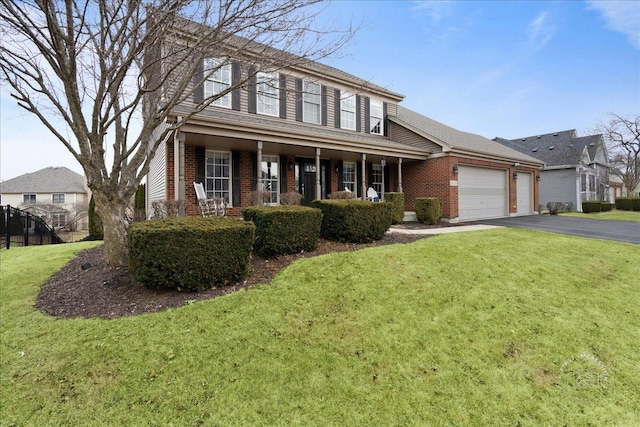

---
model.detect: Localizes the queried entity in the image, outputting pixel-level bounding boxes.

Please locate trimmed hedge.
[415,198,442,225]
[581,200,602,213]
[242,205,322,257]
[310,199,393,243]
[600,202,612,212]
[384,192,405,224]
[127,217,255,291]
[615,197,640,211]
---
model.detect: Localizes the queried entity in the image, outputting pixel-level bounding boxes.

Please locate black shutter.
[356,95,361,132]
[384,164,390,194]
[194,60,204,104]
[323,159,331,199]
[321,85,328,126]
[383,102,388,137]
[248,67,257,114]
[356,161,362,198]
[364,97,370,134]
[337,160,344,191]
[334,89,341,128]
[279,155,288,195]
[368,162,373,188]
[250,152,257,190]
[279,74,287,119]
[231,62,241,111]
[232,151,241,206]
[195,147,205,185]
[295,78,303,122]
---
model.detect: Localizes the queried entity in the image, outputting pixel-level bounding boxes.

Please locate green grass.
[2,231,639,426]
[560,209,640,221]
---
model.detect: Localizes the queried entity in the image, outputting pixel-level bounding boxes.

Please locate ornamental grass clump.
[242,205,322,257]
[127,217,255,291]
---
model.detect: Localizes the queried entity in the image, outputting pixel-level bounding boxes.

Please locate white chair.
[193,182,226,217]
[367,187,380,202]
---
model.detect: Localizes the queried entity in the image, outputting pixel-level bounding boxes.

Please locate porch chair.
[366,187,380,202]
[193,182,227,217]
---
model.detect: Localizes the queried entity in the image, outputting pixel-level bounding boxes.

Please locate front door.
[302,163,317,205]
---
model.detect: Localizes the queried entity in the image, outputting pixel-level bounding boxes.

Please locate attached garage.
[458,166,508,221]
[517,172,533,215]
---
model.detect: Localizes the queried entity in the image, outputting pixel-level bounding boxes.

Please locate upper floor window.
[261,155,279,205]
[340,92,356,130]
[343,161,356,192]
[52,193,65,204]
[23,194,36,204]
[369,99,384,135]
[204,58,231,108]
[303,81,321,124]
[205,150,232,204]
[257,72,279,116]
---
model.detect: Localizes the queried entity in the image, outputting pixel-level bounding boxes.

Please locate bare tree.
[597,114,640,197]
[0,0,353,267]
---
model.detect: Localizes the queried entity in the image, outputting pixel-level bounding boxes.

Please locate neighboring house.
[494,130,611,212]
[0,167,90,230]
[146,33,543,222]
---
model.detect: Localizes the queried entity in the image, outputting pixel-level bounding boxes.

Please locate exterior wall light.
[536,174,541,181]
[453,165,458,175]
[513,172,518,180]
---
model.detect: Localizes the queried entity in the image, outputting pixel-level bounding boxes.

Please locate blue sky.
[1,0,639,180]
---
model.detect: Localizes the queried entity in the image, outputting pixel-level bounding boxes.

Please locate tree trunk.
[95,195,129,269]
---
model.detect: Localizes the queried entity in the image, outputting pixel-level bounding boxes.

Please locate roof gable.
[0,167,86,194]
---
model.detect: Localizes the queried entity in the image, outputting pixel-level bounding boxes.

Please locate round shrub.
[384,192,405,224]
[310,199,394,243]
[415,198,441,225]
[127,217,255,291]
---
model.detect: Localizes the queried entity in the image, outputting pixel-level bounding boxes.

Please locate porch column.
[397,157,403,193]
[361,153,367,200]
[315,148,321,200]
[257,141,263,190]
[178,131,186,217]
[381,157,386,201]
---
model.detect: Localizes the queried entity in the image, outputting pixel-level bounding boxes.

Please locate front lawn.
[1,230,639,425]
[561,209,640,221]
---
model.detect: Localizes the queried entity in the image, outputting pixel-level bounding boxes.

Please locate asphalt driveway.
[471,215,640,244]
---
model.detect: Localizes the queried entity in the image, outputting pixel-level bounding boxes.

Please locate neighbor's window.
[343,161,356,192]
[371,164,383,195]
[204,58,231,108]
[303,81,321,124]
[261,155,279,204]
[205,150,231,203]
[23,194,36,204]
[369,99,383,135]
[340,92,356,130]
[52,193,65,204]
[257,72,279,116]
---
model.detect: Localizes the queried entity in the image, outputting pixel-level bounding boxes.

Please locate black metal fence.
[0,205,63,249]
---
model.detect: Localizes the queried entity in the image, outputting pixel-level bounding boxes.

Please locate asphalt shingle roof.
[0,167,86,193]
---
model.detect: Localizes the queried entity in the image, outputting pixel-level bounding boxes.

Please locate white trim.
[257,71,279,117]
[340,91,356,131]
[204,58,231,109]
[369,98,383,135]
[204,150,233,205]
[302,80,321,124]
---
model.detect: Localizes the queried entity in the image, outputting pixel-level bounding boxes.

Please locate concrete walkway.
[388,224,501,235]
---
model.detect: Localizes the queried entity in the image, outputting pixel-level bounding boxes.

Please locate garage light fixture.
[536,174,541,182]
[453,165,458,175]
[513,172,518,180]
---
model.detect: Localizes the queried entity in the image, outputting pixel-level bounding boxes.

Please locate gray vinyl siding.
[388,121,442,153]
[539,169,577,211]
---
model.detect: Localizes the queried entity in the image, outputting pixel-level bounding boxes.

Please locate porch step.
[403,211,417,222]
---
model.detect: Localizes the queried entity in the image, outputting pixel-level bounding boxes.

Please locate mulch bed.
[37,230,434,320]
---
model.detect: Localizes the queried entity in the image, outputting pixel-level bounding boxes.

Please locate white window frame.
[371,164,383,195]
[369,99,384,135]
[303,80,321,124]
[52,212,66,229]
[340,91,356,130]
[343,161,356,192]
[261,155,279,205]
[257,71,279,116]
[204,58,231,108]
[205,150,232,205]
[23,194,36,204]
[52,193,65,204]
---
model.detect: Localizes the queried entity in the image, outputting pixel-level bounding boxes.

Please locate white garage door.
[458,166,507,220]
[517,172,533,215]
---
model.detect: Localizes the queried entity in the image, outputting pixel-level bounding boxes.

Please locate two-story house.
[494,130,611,212]
[0,166,90,230]
[146,32,543,222]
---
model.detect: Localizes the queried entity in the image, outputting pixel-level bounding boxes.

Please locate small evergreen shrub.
[310,199,393,243]
[242,205,322,257]
[127,217,255,291]
[384,192,405,224]
[88,196,104,239]
[581,200,602,213]
[415,198,442,225]
[615,197,640,211]
[133,183,146,222]
[600,202,612,212]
